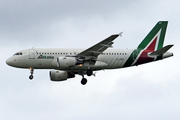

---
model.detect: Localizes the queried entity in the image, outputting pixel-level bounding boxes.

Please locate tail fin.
[137,21,168,51]
[123,21,169,67]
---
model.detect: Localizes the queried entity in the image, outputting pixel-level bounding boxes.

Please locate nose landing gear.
[29,68,34,80]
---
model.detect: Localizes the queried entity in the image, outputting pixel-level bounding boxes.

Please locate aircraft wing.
[77,32,122,59]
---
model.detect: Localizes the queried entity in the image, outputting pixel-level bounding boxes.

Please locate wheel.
[86,69,93,76]
[29,75,33,80]
[81,78,87,85]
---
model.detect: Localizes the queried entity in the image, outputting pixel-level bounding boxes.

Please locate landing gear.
[29,75,33,79]
[86,69,93,76]
[80,73,88,85]
[80,69,94,85]
[81,78,87,85]
[29,68,34,80]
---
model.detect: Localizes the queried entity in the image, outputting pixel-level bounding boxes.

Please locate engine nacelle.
[56,57,77,68]
[50,70,75,81]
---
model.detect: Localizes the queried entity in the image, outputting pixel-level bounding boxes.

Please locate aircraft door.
[29,49,35,59]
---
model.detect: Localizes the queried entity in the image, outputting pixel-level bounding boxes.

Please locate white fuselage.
[5,21,174,85]
[6,48,135,71]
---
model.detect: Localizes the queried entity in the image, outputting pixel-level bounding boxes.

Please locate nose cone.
[6,58,13,66]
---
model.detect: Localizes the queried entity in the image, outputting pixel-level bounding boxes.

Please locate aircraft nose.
[6,58,13,66]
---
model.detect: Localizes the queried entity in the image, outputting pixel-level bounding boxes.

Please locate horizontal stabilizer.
[149,45,174,56]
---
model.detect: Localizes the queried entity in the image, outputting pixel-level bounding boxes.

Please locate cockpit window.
[13,52,23,56]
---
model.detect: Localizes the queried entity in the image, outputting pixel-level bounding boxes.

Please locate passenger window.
[20,52,22,55]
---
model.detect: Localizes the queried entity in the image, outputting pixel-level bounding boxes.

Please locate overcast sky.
[1,0,180,120]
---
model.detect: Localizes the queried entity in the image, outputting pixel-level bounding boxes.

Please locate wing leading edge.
[77,32,122,59]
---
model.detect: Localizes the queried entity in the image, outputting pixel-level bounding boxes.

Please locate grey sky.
[1,0,180,120]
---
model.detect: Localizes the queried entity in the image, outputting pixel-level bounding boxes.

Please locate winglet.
[119,32,123,37]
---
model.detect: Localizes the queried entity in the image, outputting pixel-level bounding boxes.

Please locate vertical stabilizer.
[138,21,168,51]
[123,21,168,67]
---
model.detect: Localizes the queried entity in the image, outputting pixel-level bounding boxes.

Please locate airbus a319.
[6,21,174,85]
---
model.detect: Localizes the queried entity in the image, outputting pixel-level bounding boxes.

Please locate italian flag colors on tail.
[123,21,168,67]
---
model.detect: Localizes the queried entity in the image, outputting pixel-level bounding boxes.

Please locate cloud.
[1,0,180,120]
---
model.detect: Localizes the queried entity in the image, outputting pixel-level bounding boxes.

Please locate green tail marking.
[123,21,168,67]
[138,21,168,50]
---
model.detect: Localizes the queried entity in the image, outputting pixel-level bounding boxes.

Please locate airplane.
[6,21,174,85]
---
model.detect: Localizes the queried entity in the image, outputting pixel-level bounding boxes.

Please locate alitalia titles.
[37,55,54,59]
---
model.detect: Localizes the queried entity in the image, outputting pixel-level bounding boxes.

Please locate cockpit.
[13,52,23,56]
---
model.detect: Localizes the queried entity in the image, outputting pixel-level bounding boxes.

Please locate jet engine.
[51,57,83,68]
[50,70,75,81]
[57,57,77,68]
